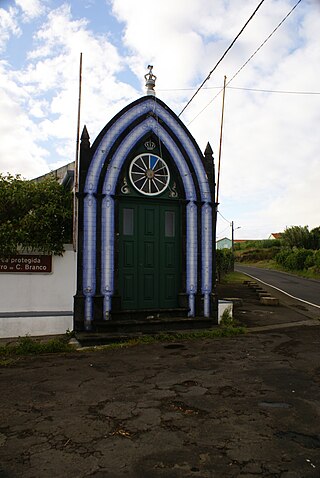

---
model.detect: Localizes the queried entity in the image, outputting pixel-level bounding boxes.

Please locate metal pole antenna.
[73,52,83,252]
[216,75,227,205]
[231,220,235,271]
[231,221,234,254]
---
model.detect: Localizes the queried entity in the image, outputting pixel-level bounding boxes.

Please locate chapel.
[74,67,217,333]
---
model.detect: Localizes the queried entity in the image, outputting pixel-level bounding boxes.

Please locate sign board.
[0,254,52,273]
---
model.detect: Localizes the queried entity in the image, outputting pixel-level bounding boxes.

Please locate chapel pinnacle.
[145,65,156,96]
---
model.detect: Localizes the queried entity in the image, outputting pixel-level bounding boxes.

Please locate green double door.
[119,200,180,310]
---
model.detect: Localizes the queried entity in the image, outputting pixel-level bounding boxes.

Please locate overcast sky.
[0,0,319,239]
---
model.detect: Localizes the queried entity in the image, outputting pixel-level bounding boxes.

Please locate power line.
[218,210,232,225]
[187,0,302,125]
[227,0,302,87]
[178,0,266,117]
[158,86,221,92]
[188,88,223,125]
[227,86,320,95]
[217,224,231,238]
[159,86,320,95]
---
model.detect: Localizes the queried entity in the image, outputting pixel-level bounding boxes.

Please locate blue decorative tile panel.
[85,98,211,202]
[201,203,212,294]
[102,117,196,199]
[101,196,114,319]
[82,194,97,301]
[81,96,215,319]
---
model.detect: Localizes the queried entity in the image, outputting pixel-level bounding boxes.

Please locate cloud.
[0,2,138,177]
[0,0,319,237]
[0,62,49,178]
[22,3,138,163]
[14,0,46,21]
[177,1,320,237]
[0,6,21,52]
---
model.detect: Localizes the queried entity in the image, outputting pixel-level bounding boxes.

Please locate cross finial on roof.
[145,65,156,96]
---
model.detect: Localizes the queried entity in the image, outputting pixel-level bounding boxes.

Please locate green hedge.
[236,247,280,263]
[234,239,281,250]
[275,248,320,271]
[0,174,73,256]
[216,249,234,281]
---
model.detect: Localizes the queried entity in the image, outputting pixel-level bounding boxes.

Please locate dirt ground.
[0,283,320,478]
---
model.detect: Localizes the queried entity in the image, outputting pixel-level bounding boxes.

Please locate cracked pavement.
[0,324,320,478]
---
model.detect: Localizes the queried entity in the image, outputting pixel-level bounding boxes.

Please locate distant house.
[217,238,251,250]
[33,161,75,189]
[216,237,232,249]
[268,232,282,240]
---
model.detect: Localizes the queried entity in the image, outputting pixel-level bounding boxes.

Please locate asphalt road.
[235,264,320,308]
[1,326,320,478]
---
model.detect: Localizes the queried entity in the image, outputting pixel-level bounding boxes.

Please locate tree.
[216,249,234,281]
[281,226,312,249]
[310,227,320,250]
[0,174,73,256]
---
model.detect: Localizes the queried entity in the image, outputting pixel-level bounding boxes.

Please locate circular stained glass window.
[129,154,170,196]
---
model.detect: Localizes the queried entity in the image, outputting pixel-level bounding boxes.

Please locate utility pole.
[231,221,241,270]
[73,52,83,252]
[231,221,234,255]
[216,75,227,205]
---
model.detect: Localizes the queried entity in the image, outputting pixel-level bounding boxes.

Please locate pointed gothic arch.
[74,96,217,331]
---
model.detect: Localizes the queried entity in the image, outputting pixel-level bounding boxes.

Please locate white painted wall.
[0,245,76,338]
[0,316,74,340]
[218,300,233,324]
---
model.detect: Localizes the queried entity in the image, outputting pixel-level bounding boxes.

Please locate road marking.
[246,320,320,333]
[237,270,320,310]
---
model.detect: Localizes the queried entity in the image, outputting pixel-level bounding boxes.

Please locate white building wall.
[0,245,76,338]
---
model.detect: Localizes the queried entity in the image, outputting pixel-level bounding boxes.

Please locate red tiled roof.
[270,233,282,239]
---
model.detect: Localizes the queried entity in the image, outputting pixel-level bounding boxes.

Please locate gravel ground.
[0,283,320,478]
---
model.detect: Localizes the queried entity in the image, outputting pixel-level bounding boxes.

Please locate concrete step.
[260,297,279,306]
[75,317,217,345]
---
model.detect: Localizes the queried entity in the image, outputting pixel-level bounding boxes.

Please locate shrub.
[0,174,73,256]
[276,248,314,271]
[281,225,314,249]
[305,253,315,269]
[275,249,291,267]
[216,249,234,281]
[0,335,72,356]
[314,250,320,270]
[236,247,280,263]
[310,227,320,250]
[252,239,281,249]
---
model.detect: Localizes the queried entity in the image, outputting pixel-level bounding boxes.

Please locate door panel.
[159,207,180,308]
[144,208,155,235]
[164,242,175,267]
[123,274,135,301]
[138,205,159,309]
[144,242,155,268]
[119,205,138,310]
[164,274,176,300]
[119,201,180,310]
[123,241,135,267]
[143,274,154,300]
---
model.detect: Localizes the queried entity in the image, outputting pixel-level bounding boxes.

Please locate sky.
[0,0,319,240]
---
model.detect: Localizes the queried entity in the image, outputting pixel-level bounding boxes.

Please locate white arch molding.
[81,97,213,327]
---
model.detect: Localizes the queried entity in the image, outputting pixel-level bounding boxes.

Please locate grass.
[220,271,248,284]
[86,324,246,352]
[0,357,17,366]
[0,335,73,364]
[0,313,246,361]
